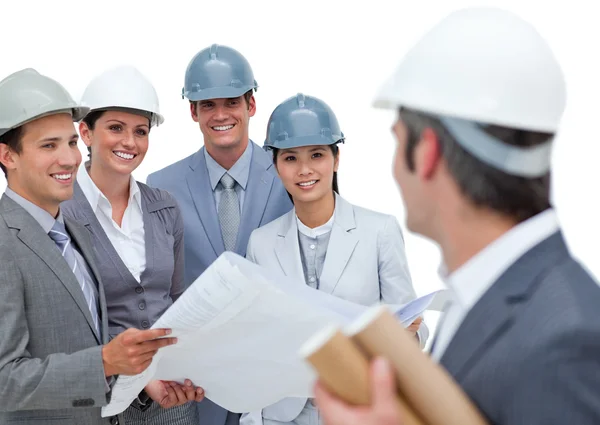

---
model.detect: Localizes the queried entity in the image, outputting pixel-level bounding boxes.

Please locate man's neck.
[6,184,59,218]
[437,207,518,274]
[295,192,335,229]
[205,140,249,170]
[88,163,130,207]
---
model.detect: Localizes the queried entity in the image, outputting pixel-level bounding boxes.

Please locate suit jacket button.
[141,320,150,328]
[138,302,146,310]
[135,286,144,294]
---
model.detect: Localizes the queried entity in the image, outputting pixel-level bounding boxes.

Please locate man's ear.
[418,128,441,179]
[0,143,18,173]
[190,102,199,123]
[247,95,256,118]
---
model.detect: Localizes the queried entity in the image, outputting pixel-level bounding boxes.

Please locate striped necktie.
[48,220,101,337]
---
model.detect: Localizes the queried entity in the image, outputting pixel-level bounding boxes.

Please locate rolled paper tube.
[300,324,426,425]
[347,306,489,425]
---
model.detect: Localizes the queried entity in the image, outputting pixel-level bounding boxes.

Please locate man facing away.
[313,7,600,425]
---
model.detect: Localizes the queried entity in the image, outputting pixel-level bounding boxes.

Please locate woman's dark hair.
[272,142,341,203]
[81,110,106,159]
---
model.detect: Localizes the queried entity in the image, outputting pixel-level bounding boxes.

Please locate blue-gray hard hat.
[264,93,345,150]
[182,44,258,101]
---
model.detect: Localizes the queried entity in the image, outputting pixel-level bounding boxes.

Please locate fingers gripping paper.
[101,252,440,417]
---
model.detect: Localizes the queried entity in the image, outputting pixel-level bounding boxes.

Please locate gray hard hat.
[182,44,258,101]
[0,68,89,137]
[264,93,345,150]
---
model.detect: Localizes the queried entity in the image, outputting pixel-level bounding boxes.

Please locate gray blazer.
[61,182,185,337]
[245,193,427,423]
[440,231,600,424]
[0,195,116,425]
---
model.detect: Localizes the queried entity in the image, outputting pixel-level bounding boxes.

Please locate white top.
[76,165,146,282]
[431,208,560,360]
[296,209,335,238]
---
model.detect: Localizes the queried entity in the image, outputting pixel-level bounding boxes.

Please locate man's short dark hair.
[400,108,553,223]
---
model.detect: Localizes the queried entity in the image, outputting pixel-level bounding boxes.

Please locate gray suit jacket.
[146,142,293,425]
[440,231,600,424]
[245,193,428,423]
[0,195,116,425]
[61,182,185,338]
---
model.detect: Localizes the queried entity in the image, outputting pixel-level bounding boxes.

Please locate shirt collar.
[4,187,61,233]
[77,162,142,212]
[204,141,253,191]
[296,208,336,238]
[441,208,560,310]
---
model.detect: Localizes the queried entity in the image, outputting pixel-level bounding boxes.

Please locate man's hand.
[406,317,422,335]
[102,328,177,377]
[144,379,205,409]
[314,357,403,425]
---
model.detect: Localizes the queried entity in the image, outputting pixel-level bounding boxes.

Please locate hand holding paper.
[101,252,443,418]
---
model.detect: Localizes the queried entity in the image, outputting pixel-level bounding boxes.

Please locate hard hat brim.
[184,85,255,102]
[83,106,165,127]
[0,106,91,137]
[264,134,343,150]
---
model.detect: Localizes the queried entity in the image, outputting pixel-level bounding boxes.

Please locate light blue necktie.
[218,173,240,251]
[48,220,101,337]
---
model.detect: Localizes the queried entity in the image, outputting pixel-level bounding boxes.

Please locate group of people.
[1,5,600,425]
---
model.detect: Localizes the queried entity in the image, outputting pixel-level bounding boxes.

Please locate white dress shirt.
[431,208,560,361]
[296,209,335,237]
[77,165,146,282]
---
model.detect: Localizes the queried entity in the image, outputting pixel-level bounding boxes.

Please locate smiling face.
[0,113,81,216]
[275,144,339,205]
[80,110,150,177]
[190,95,256,153]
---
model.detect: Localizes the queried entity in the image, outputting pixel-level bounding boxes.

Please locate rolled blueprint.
[347,306,489,425]
[300,324,426,425]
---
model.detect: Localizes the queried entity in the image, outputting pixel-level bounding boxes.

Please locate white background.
[2,0,599,344]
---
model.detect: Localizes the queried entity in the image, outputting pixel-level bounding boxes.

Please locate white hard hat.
[374,7,566,177]
[0,68,88,137]
[80,65,164,127]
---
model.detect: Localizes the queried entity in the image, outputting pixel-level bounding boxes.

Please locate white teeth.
[213,125,234,131]
[53,174,72,180]
[298,180,317,187]
[114,151,135,160]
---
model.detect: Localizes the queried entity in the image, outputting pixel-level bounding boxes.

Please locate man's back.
[0,196,112,425]
[440,231,600,424]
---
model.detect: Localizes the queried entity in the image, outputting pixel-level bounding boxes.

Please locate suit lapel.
[275,211,305,285]
[1,196,102,343]
[65,217,104,344]
[236,143,274,255]
[440,231,568,380]
[186,149,225,257]
[71,184,138,290]
[319,195,358,294]
[138,185,155,283]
